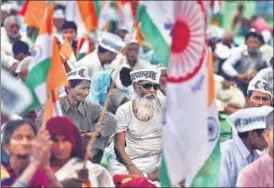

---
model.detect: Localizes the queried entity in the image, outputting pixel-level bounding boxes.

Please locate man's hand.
[222,80,237,89]
[82,131,101,139]
[235,73,250,83]
[127,164,144,176]
[9,62,19,74]
[147,169,160,181]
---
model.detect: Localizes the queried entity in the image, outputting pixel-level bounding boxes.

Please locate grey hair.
[4,15,19,28]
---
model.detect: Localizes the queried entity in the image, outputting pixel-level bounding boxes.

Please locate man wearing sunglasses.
[109,69,165,184]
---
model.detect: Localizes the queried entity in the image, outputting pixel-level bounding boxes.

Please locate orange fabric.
[42,90,55,128]
[48,38,69,91]
[207,48,215,107]
[60,38,74,61]
[135,21,144,46]
[77,1,98,31]
[21,1,47,28]
[39,2,54,35]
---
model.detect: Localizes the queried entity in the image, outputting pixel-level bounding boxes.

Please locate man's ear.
[246,97,250,105]
[263,129,270,142]
[65,86,72,94]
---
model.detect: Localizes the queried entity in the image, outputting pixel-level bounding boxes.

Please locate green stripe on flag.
[77,53,86,61]
[94,1,101,17]
[191,139,221,187]
[27,26,39,43]
[160,157,171,187]
[137,5,170,67]
[25,58,51,110]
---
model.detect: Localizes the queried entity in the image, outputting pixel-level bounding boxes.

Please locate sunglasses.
[141,83,159,90]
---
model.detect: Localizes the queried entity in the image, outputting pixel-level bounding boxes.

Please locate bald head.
[4,15,20,39]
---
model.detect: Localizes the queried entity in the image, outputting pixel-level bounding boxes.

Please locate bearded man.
[108,69,165,182]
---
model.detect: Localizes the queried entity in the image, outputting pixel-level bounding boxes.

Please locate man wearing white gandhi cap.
[112,34,152,70]
[76,31,125,77]
[237,108,274,187]
[219,106,273,187]
[108,69,165,183]
[246,77,272,108]
[36,67,117,164]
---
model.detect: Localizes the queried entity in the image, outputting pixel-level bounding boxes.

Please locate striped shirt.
[219,135,260,187]
[36,96,117,150]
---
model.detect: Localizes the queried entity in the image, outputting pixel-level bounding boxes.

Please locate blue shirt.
[88,71,131,107]
[219,135,260,187]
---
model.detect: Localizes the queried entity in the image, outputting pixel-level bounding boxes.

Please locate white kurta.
[76,50,114,77]
[108,98,165,175]
[1,31,33,69]
[55,157,115,187]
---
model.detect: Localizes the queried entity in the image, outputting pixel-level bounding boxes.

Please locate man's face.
[138,80,158,97]
[159,70,167,94]
[5,21,20,39]
[251,130,267,150]
[4,124,35,159]
[134,81,160,121]
[126,43,139,62]
[246,36,261,54]
[14,53,27,61]
[247,91,272,107]
[103,51,117,64]
[222,32,233,47]
[62,28,77,42]
[54,18,65,31]
[67,81,90,102]
[118,29,128,40]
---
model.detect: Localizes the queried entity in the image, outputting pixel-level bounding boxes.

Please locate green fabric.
[27,26,39,43]
[222,1,256,32]
[191,138,221,187]
[137,5,170,68]
[77,53,86,61]
[94,1,101,17]
[160,157,171,187]
[25,58,51,111]
[219,113,232,142]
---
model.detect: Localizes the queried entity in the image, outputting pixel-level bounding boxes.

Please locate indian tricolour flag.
[77,37,91,61]
[137,1,175,67]
[60,38,77,69]
[17,0,47,42]
[65,1,98,37]
[115,1,135,31]
[160,1,220,187]
[25,3,68,115]
[190,48,221,187]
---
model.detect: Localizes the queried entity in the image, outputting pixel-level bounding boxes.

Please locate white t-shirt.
[115,98,165,160]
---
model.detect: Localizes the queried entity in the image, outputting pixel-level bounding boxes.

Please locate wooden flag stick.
[83,20,138,167]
